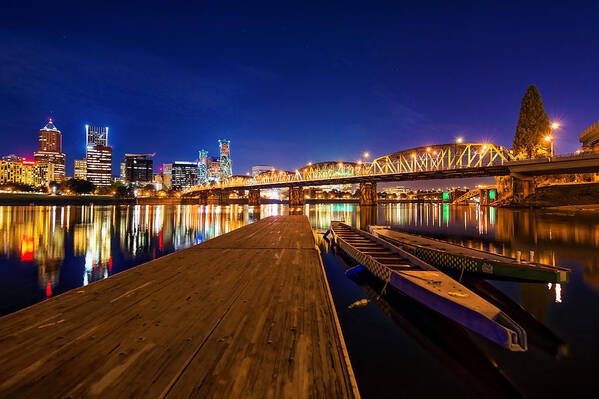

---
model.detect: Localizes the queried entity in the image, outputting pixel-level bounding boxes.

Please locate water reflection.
[1,203,599,317]
[0,204,290,313]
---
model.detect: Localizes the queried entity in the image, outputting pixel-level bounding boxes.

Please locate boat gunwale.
[370,226,570,274]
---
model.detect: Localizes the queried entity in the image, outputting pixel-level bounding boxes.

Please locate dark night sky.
[2,1,598,178]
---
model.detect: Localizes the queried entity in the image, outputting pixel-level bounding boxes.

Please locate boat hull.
[331,222,527,352]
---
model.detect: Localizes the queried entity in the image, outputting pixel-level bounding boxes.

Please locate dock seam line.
[159,279,251,399]
[315,244,362,399]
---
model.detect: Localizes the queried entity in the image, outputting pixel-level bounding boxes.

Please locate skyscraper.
[34,118,66,182]
[171,162,199,189]
[86,125,108,146]
[162,163,173,188]
[85,125,112,186]
[121,154,154,184]
[207,157,220,181]
[198,149,208,184]
[219,139,232,181]
[74,159,87,180]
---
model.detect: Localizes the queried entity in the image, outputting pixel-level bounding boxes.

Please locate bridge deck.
[0,216,359,399]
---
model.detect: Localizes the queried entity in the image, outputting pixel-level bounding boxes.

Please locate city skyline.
[2,2,598,178]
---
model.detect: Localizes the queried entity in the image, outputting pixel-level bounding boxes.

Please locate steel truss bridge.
[186,142,599,193]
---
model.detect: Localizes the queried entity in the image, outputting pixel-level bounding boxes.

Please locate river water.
[0,203,598,398]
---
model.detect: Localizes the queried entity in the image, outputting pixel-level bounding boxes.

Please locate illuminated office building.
[33,118,66,182]
[162,163,172,189]
[85,125,112,186]
[74,159,87,180]
[198,150,208,184]
[171,162,199,189]
[121,154,154,184]
[0,159,47,187]
[219,139,232,180]
[86,125,108,146]
[207,157,221,181]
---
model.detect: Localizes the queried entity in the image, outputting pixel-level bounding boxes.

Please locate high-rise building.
[252,165,275,176]
[207,157,221,181]
[0,159,47,187]
[162,163,172,189]
[74,159,87,180]
[34,118,66,183]
[219,139,232,180]
[85,125,112,186]
[86,125,108,146]
[171,162,199,189]
[198,150,208,184]
[121,154,154,184]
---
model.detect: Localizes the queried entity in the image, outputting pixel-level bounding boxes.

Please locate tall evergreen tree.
[511,85,551,159]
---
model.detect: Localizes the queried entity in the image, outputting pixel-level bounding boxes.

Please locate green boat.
[369,226,570,284]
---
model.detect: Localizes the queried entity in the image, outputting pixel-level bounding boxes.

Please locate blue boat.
[330,221,527,352]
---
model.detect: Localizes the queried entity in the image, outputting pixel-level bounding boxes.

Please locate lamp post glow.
[456,137,463,144]
[545,135,554,157]
[549,122,560,157]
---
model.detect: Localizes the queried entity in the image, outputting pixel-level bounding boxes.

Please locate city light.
[456,137,463,143]
[551,122,560,129]
[363,152,370,158]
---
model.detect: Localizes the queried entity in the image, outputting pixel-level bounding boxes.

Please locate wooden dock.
[0,216,359,398]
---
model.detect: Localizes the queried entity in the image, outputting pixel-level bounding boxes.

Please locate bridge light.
[338,162,343,167]
[411,153,416,158]
[426,147,431,152]
[456,137,463,144]
[482,145,488,151]
[357,160,362,165]
[308,162,312,166]
[363,152,370,158]
[433,151,437,155]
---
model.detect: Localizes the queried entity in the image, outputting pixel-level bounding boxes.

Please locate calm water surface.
[1,203,598,398]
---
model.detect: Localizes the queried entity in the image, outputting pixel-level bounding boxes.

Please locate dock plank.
[0,216,358,399]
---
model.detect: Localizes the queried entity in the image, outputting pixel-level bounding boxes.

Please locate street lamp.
[456,137,463,144]
[544,135,554,157]
[549,122,560,157]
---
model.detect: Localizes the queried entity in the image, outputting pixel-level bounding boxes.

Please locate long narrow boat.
[330,221,527,351]
[369,226,570,284]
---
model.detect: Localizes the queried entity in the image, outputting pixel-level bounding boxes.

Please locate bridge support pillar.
[289,186,304,207]
[208,189,229,205]
[480,189,489,206]
[359,182,377,206]
[198,191,208,205]
[511,176,536,205]
[248,189,261,206]
[359,206,378,230]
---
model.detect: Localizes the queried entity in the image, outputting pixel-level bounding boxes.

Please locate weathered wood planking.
[0,215,359,399]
